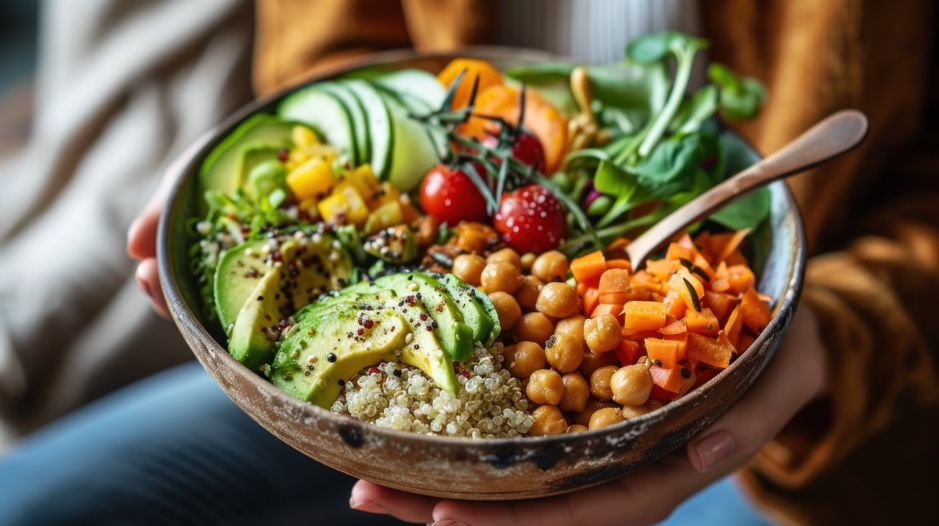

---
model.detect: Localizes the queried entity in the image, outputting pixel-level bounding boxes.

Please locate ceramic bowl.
[157,48,806,500]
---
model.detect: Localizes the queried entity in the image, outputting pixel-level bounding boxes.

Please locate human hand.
[127,172,178,319]
[348,305,827,526]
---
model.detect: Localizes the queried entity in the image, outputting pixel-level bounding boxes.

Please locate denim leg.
[0,361,405,526]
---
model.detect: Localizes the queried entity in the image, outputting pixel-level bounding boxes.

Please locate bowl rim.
[157,46,807,451]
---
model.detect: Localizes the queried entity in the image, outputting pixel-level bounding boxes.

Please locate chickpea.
[620,405,653,420]
[584,314,623,354]
[572,398,618,426]
[528,405,568,436]
[589,365,618,400]
[531,250,569,282]
[555,315,585,339]
[520,252,537,272]
[503,342,546,379]
[536,282,580,319]
[566,424,589,433]
[610,362,654,406]
[526,369,564,405]
[514,312,554,345]
[488,291,521,330]
[451,254,486,286]
[558,372,590,413]
[487,247,521,270]
[579,351,619,380]
[545,333,584,373]
[515,275,544,312]
[588,407,625,430]
[480,260,524,294]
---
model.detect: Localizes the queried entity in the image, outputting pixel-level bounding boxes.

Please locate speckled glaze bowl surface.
[158,48,806,500]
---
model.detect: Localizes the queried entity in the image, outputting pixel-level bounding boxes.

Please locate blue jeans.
[0,361,772,525]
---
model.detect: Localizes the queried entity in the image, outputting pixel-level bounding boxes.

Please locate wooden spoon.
[624,109,869,267]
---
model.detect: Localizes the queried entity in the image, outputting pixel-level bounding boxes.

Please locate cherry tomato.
[419,164,489,224]
[481,131,547,174]
[493,184,566,253]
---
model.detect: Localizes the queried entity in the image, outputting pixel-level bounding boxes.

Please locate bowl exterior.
[158,48,806,500]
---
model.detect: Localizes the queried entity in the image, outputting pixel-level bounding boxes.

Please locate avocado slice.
[272,308,411,406]
[240,147,288,202]
[214,232,353,336]
[440,273,500,347]
[198,115,302,209]
[228,268,283,373]
[272,285,460,406]
[372,272,475,361]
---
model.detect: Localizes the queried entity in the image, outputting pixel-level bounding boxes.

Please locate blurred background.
[0,0,38,158]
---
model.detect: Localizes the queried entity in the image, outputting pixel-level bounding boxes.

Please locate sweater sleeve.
[703,0,939,523]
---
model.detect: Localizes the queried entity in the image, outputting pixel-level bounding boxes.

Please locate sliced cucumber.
[278,86,357,163]
[342,79,394,180]
[199,115,295,201]
[373,69,447,110]
[378,90,441,192]
[318,82,370,165]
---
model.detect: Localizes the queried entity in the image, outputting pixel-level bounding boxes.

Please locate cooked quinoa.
[331,343,534,438]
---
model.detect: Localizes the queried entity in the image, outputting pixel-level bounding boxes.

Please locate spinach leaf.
[708,63,766,121]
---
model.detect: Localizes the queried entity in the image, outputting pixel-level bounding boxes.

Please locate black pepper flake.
[257,295,264,301]
[680,367,691,379]
[338,379,345,387]
[393,369,402,378]
[327,353,337,363]
[654,359,662,367]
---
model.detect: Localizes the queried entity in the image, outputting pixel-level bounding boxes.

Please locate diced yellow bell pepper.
[317,182,369,228]
[317,192,348,225]
[342,165,382,204]
[369,182,402,210]
[292,125,319,149]
[287,157,334,200]
[335,181,370,227]
[364,200,404,235]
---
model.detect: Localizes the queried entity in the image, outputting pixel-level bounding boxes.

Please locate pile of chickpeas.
[451,248,661,436]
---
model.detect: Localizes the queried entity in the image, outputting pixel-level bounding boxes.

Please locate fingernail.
[349,496,388,515]
[692,430,736,472]
[432,521,469,526]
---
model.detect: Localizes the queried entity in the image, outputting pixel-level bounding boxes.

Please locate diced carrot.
[663,289,687,319]
[692,253,716,282]
[591,303,624,323]
[709,228,752,264]
[614,339,640,366]
[607,237,631,251]
[739,286,772,333]
[605,259,633,271]
[660,318,688,335]
[582,287,600,318]
[703,291,737,324]
[598,292,632,305]
[630,270,663,295]
[598,268,631,295]
[622,301,667,331]
[675,232,696,252]
[687,332,735,369]
[724,305,744,349]
[645,258,682,282]
[725,249,750,267]
[650,364,695,394]
[725,264,756,295]
[670,269,705,313]
[663,331,689,361]
[692,366,720,389]
[571,250,606,284]
[666,242,693,262]
[736,330,758,354]
[684,307,720,337]
[646,337,682,369]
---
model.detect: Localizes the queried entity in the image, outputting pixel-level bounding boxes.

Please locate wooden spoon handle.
[625,109,869,267]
